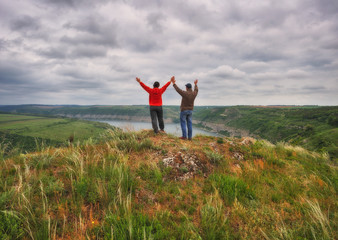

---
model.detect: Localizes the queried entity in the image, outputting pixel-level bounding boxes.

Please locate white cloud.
[0,0,337,105]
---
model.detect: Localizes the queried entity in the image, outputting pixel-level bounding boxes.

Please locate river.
[97,120,221,137]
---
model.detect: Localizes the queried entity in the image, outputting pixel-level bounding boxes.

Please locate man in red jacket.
[136,77,171,134]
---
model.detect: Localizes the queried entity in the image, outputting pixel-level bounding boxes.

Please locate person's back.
[145,85,169,106]
[136,77,171,134]
[171,77,198,140]
[173,84,198,111]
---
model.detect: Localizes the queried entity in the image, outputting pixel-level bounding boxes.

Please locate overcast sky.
[1,0,337,106]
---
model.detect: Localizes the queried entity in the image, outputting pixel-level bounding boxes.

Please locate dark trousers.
[150,106,164,133]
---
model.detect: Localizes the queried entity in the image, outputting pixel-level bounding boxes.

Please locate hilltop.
[0,129,336,239]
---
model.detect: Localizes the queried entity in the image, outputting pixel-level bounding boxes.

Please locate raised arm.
[160,80,171,93]
[171,76,185,96]
[194,79,199,93]
[170,76,176,85]
[136,77,151,93]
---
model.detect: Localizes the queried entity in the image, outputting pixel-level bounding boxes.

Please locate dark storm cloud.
[36,45,107,60]
[61,34,117,48]
[147,12,166,33]
[0,0,337,105]
[37,0,105,8]
[125,38,159,52]
[303,85,327,91]
[57,68,91,80]
[314,0,338,16]
[322,40,338,50]
[69,46,107,58]
[10,15,40,31]
[169,2,218,30]
[63,16,117,36]
[60,30,118,47]
[0,65,30,85]
[39,47,67,59]
[110,61,131,73]
[63,79,106,89]
[42,0,76,7]
[244,51,286,62]
[208,65,246,79]
[130,0,219,30]
[0,39,8,51]
[63,16,112,35]
[302,58,332,68]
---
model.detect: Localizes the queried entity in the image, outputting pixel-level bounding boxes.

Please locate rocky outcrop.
[162,152,207,181]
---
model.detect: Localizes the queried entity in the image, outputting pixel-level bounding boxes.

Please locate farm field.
[0,113,112,154]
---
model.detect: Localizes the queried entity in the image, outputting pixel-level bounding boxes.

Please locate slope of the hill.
[194,106,338,160]
[0,129,336,239]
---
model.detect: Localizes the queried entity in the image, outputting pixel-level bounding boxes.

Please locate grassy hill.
[0,129,336,239]
[194,106,338,160]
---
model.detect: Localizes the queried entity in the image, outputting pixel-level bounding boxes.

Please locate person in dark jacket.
[136,77,171,134]
[171,76,198,140]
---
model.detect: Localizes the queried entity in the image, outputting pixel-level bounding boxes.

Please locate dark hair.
[153,81,160,88]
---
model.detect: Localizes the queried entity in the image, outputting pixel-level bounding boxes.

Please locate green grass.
[199,192,234,239]
[0,114,108,142]
[205,174,256,205]
[0,128,336,239]
[0,113,112,156]
[204,150,226,165]
[195,106,338,160]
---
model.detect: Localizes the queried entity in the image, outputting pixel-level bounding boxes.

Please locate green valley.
[0,113,113,155]
[1,104,337,160]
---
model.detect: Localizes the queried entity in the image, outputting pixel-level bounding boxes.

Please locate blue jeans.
[180,110,193,139]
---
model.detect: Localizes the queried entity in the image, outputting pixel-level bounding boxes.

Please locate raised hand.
[171,76,176,84]
[194,79,198,85]
[136,77,141,83]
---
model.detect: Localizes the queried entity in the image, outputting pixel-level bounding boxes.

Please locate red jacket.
[139,81,171,106]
